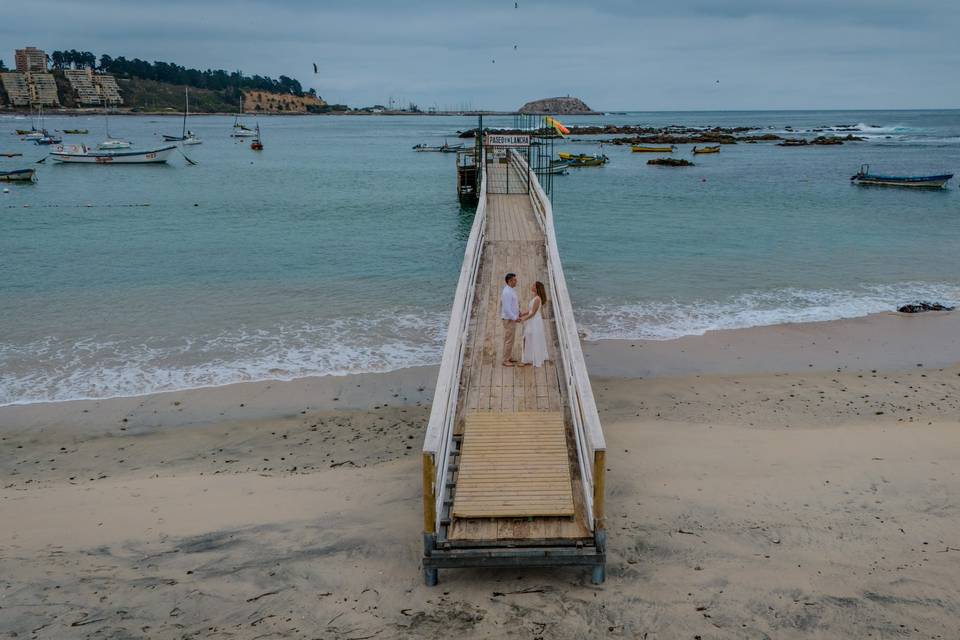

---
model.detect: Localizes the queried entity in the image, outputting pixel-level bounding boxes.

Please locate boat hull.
[692,146,721,154]
[50,145,176,164]
[852,175,952,189]
[631,146,673,153]
[0,169,36,182]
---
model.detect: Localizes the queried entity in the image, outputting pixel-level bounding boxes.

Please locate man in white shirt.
[501,272,520,366]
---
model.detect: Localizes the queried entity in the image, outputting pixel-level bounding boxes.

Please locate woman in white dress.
[520,281,549,368]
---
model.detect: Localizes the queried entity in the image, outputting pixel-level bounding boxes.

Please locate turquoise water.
[2,111,959,404]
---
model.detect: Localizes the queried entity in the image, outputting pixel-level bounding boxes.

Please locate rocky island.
[519,96,600,115]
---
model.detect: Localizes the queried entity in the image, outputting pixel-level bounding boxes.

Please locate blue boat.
[851,164,953,189]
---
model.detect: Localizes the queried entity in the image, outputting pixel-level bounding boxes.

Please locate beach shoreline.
[3,310,960,637]
[3,309,956,428]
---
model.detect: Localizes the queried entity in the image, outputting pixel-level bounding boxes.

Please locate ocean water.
[1,110,959,405]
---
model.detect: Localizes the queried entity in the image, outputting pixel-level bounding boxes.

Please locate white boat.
[22,105,48,140]
[163,87,203,145]
[50,144,176,164]
[99,100,132,150]
[231,96,256,137]
[98,139,132,150]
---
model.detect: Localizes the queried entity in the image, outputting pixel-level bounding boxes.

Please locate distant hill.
[116,77,237,113]
[518,96,598,115]
[244,90,327,114]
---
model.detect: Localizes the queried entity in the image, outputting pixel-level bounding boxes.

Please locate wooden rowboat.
[63,129,89,134]
[850,164,952,189]
[692,145,721,154]
[631,145,674,153]
[0,168,36,182]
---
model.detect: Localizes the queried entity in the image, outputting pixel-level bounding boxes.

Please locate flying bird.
[313,63,318,74]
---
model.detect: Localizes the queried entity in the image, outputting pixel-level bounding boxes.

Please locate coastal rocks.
[897,301,955,313]
[518,96,598,115]
[647,158,694,167]
[778,134,866,147]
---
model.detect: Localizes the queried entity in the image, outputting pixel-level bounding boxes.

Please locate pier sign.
[485,134,530,147]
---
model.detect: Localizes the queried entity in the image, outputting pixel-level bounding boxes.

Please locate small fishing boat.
[850,164,953,189]
[692,145,721,154]
[22,130,47,141]
[0,152,24,157]
[50,144,177,164]
[34,134,63,145]
[561,153,609,167]
[62,129,89,135]
[15,129,33,135]
[163,88,202,145]
[250,123,263,150]
[631,145,675,153]
[413,142,463,153]
[0,168,36,182]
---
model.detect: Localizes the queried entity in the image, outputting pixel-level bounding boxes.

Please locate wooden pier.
[422,145,607,584]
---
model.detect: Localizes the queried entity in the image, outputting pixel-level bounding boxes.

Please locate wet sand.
[2,312,960,638]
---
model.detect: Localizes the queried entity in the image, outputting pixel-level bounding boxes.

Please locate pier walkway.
[422,151,606,584]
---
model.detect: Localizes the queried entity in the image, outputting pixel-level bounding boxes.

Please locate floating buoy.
[2,188,9,193]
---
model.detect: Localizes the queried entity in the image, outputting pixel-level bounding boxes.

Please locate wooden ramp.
[453,412,574,518]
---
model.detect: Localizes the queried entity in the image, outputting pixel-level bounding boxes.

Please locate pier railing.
[422,164,488,536]
[510,150,607,532]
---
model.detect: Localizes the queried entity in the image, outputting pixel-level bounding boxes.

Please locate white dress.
[522,296,549,367]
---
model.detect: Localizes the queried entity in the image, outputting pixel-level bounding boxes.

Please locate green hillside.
[115,77,239,113]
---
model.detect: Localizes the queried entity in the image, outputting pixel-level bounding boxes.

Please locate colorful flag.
[545,116,570,137]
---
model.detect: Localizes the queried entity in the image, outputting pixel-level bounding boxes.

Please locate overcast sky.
[4,0,959,111]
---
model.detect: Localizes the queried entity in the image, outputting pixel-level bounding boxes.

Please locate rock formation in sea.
[518,96,598,115]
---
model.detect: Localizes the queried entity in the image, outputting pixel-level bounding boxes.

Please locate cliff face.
[518,96,597,115]
[243,90,326,114]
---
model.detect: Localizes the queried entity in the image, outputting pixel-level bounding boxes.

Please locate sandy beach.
[2,312,960,638]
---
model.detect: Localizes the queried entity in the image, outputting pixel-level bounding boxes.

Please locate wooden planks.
[445,163,592,542]
[452,412,575,518]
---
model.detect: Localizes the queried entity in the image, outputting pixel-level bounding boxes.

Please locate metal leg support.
[423,532,439,586]
[592,530,608,585]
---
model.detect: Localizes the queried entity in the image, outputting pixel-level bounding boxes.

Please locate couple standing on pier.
[501,272,549,368]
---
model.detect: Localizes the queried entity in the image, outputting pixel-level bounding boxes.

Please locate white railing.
[510,150,607,531]
[422,162,488,535]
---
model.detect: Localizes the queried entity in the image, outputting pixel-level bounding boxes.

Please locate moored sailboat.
[250,122,263,150]
[163,87,202,145]
[231,97,256,137]
[99,100,132,150]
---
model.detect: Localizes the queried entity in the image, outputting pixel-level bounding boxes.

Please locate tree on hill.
[0,59,6,71]
[92,53,305,96]
[50,50,96,70]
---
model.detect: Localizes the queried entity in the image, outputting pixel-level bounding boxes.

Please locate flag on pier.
[545,116,570,137]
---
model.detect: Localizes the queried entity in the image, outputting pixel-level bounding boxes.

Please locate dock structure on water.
[422,118,607,584]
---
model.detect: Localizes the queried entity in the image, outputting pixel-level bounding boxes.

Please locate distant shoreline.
[0,108,527,118]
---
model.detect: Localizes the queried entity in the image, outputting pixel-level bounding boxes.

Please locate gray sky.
[4,0,959,110]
